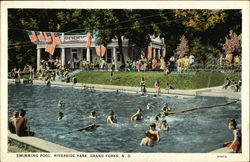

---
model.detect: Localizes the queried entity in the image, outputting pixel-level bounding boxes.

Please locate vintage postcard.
[1,1,249,162]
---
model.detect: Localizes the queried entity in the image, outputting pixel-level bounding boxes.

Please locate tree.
[176,35,189,57]
[220,30,241,55]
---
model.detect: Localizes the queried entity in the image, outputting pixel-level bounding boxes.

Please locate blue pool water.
[8,83,241,152]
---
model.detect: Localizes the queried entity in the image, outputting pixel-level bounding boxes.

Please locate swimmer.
[162,103,171,112]
[140,123,160,147]
[146,103,153,110]
[57,112,64,120]
[131,108,143,120]
[58,100,65,107]
[89,110,97,119]
[159,120,169,131]
[223,119,241,153]
[107,110,117,124]
[159,112,168,117]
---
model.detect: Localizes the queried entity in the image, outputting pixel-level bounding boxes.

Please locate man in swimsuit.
[223,119,241,153]
[15,109,35,136]
[131,108,143,120]
[8,110,19,134]
[140,123,160,146]
[107,110,117,124]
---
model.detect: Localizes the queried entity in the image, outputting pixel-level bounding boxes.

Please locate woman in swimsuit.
[140,123,160,146]
[223,119,241,153]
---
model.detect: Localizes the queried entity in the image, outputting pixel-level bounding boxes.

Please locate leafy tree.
[220,30,242,55]
[176,35,189,57]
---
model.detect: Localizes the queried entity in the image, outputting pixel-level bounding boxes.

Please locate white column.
[113,47,118,71]
[153,48,156,59]
[61,33,64,42]
[37,47,41,71]
[158,48,161,59]
[61,48,65,67]
[87,48,90,62]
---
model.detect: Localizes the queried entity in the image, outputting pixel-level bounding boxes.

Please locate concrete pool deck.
[8,131,79,152]
[8,79,241,100]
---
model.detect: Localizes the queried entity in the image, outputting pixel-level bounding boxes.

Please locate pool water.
[8,84,241,153]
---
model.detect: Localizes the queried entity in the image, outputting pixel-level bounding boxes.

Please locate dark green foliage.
[8,9,241,71]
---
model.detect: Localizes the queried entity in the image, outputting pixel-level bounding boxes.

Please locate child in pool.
[146,103,153,110]
[159,120,169,131]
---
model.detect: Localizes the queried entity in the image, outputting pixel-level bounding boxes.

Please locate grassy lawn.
[74,71,241,90]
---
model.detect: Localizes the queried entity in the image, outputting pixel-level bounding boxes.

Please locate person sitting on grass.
[159,120,169,131]
[140,123,160,147]
[15,109,35,137]
[89,110,97,119]
[223,119,241,153]
[131,108,144,121]
[107,110,117,124]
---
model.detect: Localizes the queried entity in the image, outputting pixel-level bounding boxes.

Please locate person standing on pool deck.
[131,108,144,120]
[223,119,241,153]
[72,75,77,84]
[140,123,160,146]
[107,110,117,124]
[154,80,160,96]
[140,77,146,95]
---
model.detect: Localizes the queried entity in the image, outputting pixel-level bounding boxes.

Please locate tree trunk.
[117,35,125,66]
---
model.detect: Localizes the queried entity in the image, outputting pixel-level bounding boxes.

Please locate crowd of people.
[223,77,241,92]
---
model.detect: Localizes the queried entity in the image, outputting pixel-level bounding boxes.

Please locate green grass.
[74,71,241,90]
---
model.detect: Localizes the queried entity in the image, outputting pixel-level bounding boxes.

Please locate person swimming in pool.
[58,100,65,107]
[107,110,117,124]
[57,112,64,120]
[162,103,171,112]
[159,120,169,131]
[89,110,97,119]
[131,108,144,120]
[140,123,160,146]
[146,103,153,110]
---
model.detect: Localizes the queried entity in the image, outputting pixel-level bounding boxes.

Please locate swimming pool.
[8,83,241,153]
